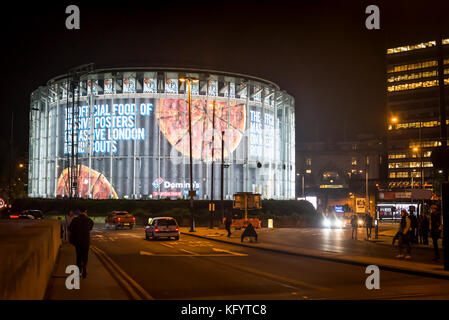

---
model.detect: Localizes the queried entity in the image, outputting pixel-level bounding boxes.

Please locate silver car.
[145,217,180,240]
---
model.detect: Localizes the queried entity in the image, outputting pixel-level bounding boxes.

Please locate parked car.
[145,217,180,240]
[9,213,35,220]
[21,210,44,219]
[105,211,135,229]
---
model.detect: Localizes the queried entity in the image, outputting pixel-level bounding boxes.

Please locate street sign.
[356,198,366,213]
[233,192,262,210]
[188,190,197,197]
[0,197,5,210]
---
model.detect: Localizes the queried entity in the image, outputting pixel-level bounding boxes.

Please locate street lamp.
[179,76,199,232]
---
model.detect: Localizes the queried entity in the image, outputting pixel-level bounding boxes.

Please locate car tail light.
[133,217,136,221]
[10,215,19,219]
[118,218,121,222]
[154,228,159,232]
[175,227,179,231]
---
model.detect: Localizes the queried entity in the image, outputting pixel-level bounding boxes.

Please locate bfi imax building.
[28,68,295,200]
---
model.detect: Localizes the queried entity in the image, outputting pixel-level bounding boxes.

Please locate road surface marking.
[180,249,198,255]
[91,246,153,300]
[198,257,332,292]
[212,248,248,256]
[139,250,154,256]
[159,243,174,248]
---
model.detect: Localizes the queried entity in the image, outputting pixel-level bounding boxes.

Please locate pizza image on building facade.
[156,98,246,160]
[56,165,118,199]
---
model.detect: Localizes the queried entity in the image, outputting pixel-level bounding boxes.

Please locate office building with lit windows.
[386,39,449,190]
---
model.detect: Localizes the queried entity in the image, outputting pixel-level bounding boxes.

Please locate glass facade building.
[29,68,295,200]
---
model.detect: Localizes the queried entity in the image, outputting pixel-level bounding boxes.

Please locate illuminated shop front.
[29,68,295,200]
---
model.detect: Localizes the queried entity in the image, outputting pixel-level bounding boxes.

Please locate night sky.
[1,0,449,160]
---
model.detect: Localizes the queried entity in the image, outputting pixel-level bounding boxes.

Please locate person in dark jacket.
[421,213,430,245]
[350,214,358,240]
[365,214,373,240]
[241,222,258,242]
[429,204,442,261]
[409,213,418,244]
[396,209,412,260]
[68,208,94,278]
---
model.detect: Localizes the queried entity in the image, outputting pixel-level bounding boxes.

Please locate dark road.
[90,226,449,300]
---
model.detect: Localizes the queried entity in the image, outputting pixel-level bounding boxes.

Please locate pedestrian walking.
[225,210,232,237]
[350,214,358,240]
[365,213,373,240]
[429,204,442,262]
[68,208,94,279]
[409,213,418,244]
[396,209,412,260]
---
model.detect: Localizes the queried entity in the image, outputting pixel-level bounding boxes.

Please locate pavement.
[43,223,449,300]
[180,224,449,280]
[45,240,130,300]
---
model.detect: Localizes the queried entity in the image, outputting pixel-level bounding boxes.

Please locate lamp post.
[179,76,199,232]
[209,101,216,229]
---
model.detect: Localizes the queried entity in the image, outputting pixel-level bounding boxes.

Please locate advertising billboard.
[29,69,295,200]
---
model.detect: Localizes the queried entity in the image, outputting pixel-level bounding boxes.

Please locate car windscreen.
[157,219,177,226]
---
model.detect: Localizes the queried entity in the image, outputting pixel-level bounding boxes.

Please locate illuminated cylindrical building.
[29,68,295,200]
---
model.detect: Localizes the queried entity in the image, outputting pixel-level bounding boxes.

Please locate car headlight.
[335,220,343,228]
[323,219,331,227]
[358,220,363,225]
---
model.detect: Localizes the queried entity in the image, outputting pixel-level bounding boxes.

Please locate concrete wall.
[0,219,61,299]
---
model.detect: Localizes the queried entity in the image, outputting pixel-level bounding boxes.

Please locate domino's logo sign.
[152,178,164,189]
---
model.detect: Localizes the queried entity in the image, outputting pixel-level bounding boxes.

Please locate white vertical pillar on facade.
[54,87,59,198]
[245,82,250,192]
[88,80,94,198]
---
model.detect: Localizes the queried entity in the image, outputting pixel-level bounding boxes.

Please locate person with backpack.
[365,213,373,240]
[68,208,94,279]
[396,209,412,260]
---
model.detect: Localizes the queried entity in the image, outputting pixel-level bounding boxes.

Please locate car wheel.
[174,236,179,241]
[145,233,149,240]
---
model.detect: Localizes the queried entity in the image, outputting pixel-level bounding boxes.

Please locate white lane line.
[212,248,248,256]
[139,250,154,256]
[160,243,174,248]
[180,249,198,255]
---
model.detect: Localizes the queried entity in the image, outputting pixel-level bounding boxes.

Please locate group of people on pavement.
[349,205,442,262]
[63,208,94,279]
[350,213,374,240]
[394,204,442,261]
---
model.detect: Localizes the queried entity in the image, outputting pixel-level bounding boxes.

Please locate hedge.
[10,198,321,227]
